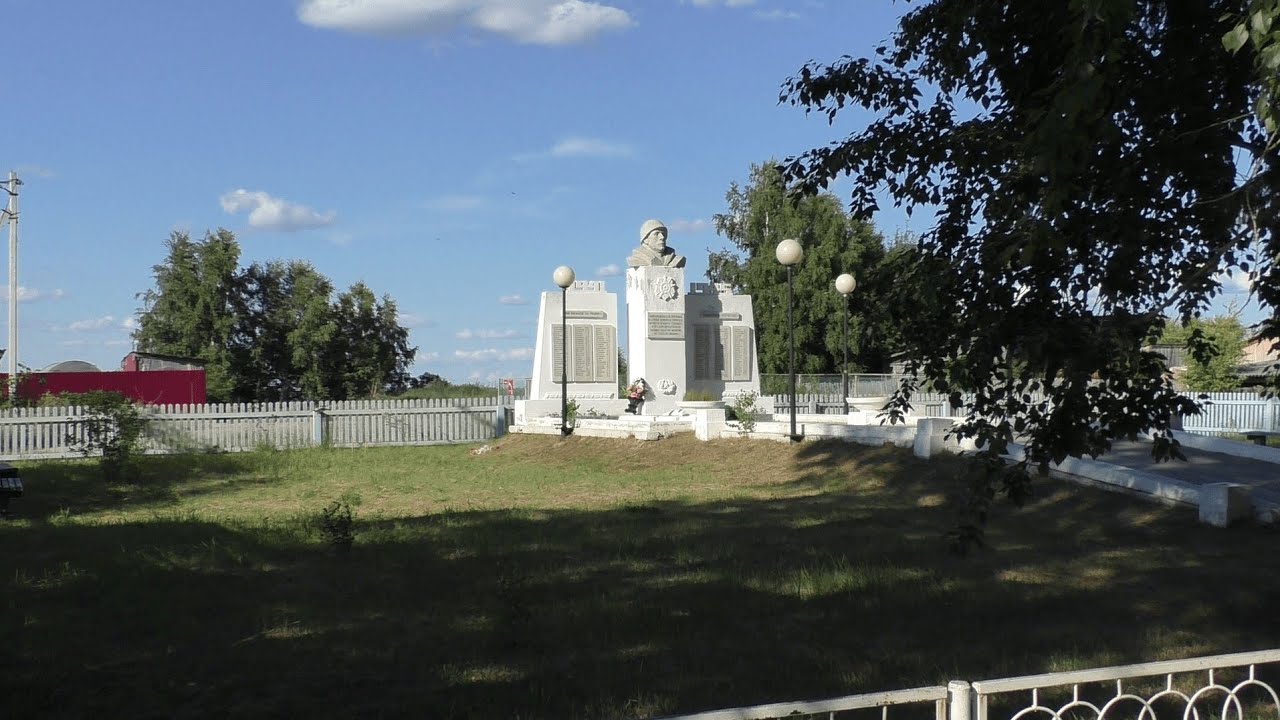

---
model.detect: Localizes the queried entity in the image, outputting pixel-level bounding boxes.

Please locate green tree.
[135,230,247,402]
[330,282,414,398]
[135,230,417,402]
[241,260,339,400]
[778,1,1277,544]
[1159,316,1247,391]
[709,161,892,375]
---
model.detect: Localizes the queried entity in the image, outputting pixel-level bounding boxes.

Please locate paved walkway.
[1100,440,1280,508]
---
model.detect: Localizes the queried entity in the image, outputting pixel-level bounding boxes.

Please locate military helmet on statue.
[640,219,667,241]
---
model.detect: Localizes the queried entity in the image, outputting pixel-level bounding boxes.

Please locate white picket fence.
[1181,391,1280,435]
[0,397,501,461]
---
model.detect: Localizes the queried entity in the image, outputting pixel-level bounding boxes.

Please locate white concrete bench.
[1242,430,1280,446]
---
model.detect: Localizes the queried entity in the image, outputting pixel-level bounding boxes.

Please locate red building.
[1,352,207,405]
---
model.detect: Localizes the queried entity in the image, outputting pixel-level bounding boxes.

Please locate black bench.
[0,462,21,517]
[1242,430,1280,446]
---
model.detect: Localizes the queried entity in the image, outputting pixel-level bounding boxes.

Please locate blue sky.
[5,1,1257,385]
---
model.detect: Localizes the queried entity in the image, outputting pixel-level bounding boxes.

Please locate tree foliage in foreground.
[135,230,416,402]
[708,161,896,374]
[778,0,1277,545]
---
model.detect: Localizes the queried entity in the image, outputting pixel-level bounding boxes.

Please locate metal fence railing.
[645,649,1280,720]
[652,685,948,720]
[760,386,1279,435]
[964,648,1280,720]
[760,374,906,397]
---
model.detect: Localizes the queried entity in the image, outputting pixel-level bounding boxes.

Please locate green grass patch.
[2,434,1278,718]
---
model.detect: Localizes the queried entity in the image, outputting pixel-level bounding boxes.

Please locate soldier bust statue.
[627,219,687,269]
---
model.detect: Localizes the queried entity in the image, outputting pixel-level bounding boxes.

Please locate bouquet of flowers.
[627,380,646,401]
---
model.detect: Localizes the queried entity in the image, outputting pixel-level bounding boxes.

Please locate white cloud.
[121,316,140,331]
[420,351,441,362]
[515,136,633,162]
[426,194,485,211]
[687,0,756,6]
[399,313,435,328]
[1214,270,1251,294]
[754,9,799,20]
[60,339,87,347]
[0,286,65,303]
[219,189,336,231]
[499,294,530,305]
[453,347,534,361]
[67,315,117,332]
[456,328,521,339]
[15,164,55,179]
[297,0,634,45]
[595,263,621,277]
[668,218,710,234]
[104,339,132,347]
[550,136,632,157]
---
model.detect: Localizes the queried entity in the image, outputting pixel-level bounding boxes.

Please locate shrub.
[64,391,149,482]
[730,390,759,433]
[319,500,356,552]
[682,389,720,402]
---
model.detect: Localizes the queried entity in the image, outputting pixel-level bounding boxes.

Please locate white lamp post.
[776,239,804,442]
[553,265,576,436]
[835,273,857,415]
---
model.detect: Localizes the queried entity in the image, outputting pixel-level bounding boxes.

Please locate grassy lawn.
[2,434,1278,719]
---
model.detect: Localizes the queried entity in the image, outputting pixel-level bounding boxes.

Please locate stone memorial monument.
[516,216,763,427]
[625,220,689,415]
[683,281,761,401]
[522,280,619,422]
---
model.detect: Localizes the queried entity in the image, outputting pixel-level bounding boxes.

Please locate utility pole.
[2,172,19,399]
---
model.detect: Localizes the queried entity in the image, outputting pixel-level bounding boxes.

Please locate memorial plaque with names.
[693,325,713,380]
[717,327,730,379]
[572,325,593,382]
[551,325,565,379]
[647,312,685,340]
[732,327,751,381]
[592,326,616,382]
[566,310,607,320]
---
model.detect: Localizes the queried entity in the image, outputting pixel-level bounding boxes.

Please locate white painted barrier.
[0,397,500,460]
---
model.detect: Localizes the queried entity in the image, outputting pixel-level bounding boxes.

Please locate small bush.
[682,389,720,402]
[63,391,149,482]
[730,390,759,433]
[319,500,356,552]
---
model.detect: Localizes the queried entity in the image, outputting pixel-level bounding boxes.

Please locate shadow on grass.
[11,451,308,518]
[2,441,1279,719]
